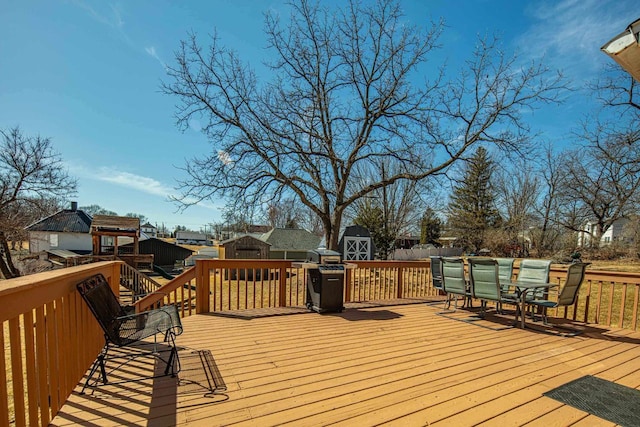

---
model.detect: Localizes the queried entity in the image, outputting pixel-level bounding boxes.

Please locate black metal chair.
[77,273,183,393]
[429,256,447,308]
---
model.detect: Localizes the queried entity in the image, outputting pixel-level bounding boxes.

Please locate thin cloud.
[69,163,223,212]
[71,0,120,29]
[145,46,167,69]
[516,0,640,80]
[96,168,174,197]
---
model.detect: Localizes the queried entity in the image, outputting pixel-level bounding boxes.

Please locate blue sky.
[2,0,639,231]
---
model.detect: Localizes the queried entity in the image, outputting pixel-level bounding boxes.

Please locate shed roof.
[261,228,321,251]
[26,208,92,233]
[220,234,271,246]
[46,249,82,259]
[121,237,194,257]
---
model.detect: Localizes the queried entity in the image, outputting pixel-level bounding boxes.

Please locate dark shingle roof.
[261,228,321,251]
[26,209,93,233]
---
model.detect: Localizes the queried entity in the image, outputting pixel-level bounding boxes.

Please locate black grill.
[305,249,345,313]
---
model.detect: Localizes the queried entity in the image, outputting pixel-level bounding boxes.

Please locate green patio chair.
[494,257,516,312]
[495,257,515,287]
[441,257,470,311]
[469,258,512,319]
[526,262,589,335]
[517,259,552,300]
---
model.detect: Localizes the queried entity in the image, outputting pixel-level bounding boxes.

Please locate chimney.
[71,201,78,211]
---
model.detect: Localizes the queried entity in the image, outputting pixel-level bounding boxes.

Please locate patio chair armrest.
[115,310,154,322]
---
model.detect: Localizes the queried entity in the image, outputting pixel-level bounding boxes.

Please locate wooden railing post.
[196,260,210,313]
[396,266,404,299]
[278,266,287,307]
[344,269,352,303]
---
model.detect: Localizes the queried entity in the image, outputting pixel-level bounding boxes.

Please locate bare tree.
[529,144,566,256]
[495,158,539,256]
[349,158,422,258]
[557,125,640,247]
[590,64,640,115]
[0,127,77,278]
[163,0,566,250]
[80,204,118,216]
[265,198,302,229]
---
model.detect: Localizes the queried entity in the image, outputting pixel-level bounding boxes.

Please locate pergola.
[90,215,140,258]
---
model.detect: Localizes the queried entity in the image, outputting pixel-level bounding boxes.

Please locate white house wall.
[29,231,93,253]
[578,218,631,246]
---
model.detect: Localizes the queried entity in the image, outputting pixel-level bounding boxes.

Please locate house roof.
[602,17,640,82]
[260,228,321,251]
[25,208,93,233]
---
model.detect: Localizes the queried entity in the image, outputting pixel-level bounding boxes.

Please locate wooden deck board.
[51,303,640,426]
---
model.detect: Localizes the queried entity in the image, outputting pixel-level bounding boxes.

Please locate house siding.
[29,231,92,253]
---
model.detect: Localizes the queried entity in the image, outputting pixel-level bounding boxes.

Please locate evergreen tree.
[420,208,442,245]
[447,147,501,252]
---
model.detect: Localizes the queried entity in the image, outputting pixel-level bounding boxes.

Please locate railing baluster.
[633,284,640,331]
[23,311,38,427]
[35,306,49,427]
[0,326,9,427]
[9,317,26,427]
[619,283,628,329]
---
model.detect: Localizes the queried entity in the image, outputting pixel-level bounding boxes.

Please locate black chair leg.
[81,348,108,394]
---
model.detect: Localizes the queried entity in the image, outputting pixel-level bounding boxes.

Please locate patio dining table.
[509,281,559,329]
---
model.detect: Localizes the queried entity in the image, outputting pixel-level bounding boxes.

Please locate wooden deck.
[51,301,640,426]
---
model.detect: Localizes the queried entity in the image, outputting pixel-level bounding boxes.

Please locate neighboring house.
[141,222,158,238]
[577,218,631,247]
[176,231,208,245]
[394,234,420,250]
[184,247,219,267]
[25,202,93,254]
[260,228,321,260]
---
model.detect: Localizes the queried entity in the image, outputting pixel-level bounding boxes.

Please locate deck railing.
[0,262,121,427]
[137,259,640,331]
[3,258,640,426]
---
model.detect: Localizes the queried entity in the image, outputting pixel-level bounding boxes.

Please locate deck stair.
[119,263,163,303]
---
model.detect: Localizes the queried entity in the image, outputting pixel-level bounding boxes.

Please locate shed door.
[344,237,370,260]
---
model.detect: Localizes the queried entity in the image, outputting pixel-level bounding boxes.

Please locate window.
[50,234,58,247]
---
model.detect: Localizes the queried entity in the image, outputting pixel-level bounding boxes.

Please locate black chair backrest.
[430,256,443,290]
[77,274,128,345]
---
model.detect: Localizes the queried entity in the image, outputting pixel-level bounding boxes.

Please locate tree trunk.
[0,231,20,278]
